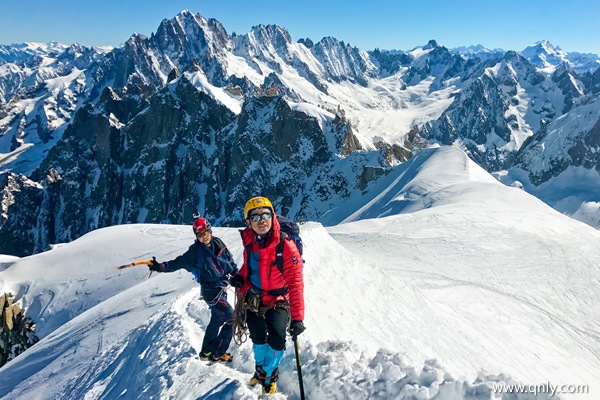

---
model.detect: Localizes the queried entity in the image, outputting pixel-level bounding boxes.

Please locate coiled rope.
[232,289,249,345]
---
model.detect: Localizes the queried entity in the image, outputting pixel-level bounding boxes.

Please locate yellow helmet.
[244,196,274,219]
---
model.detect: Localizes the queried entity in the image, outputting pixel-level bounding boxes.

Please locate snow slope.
[0,146,598,399]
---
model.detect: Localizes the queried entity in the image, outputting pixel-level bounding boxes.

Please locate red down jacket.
[238,212,305,321]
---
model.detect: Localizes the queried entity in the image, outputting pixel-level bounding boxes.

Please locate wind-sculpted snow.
[0,268,563,400]
[0,282,528,399]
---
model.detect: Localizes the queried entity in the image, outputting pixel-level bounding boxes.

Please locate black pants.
[246,306,289,351]
[201,298,233,357]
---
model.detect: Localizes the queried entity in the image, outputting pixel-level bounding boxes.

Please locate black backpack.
[275,215,304,274]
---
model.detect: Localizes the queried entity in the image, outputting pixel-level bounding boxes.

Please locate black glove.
[229,274,244,288]
[149,257,164,272]
[288,320,305,338]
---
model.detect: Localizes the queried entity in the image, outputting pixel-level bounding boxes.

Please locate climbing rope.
[205,285,230,307]
[232,289,249,345]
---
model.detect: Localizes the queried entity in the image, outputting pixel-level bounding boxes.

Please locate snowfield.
[0,146,598,399]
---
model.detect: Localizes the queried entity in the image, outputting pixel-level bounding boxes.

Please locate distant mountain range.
[0,42,70,64]
[1,10,600,256]
[452,40,600,73]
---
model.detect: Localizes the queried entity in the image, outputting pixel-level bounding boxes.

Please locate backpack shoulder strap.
[275,231,286,275]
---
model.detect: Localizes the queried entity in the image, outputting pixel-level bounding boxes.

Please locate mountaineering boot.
[209,352,233,363]
[199,351,211,361]
[262,381,277,394]
[261,368,278,395]
[248,365,265,387]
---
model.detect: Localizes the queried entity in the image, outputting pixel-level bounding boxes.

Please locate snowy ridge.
[1,146,599,399]
[0,42,70,64]
[320,146,498,224]
[183,70,243,114]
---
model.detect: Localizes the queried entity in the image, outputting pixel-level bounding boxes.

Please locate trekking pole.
[293,335,305,400]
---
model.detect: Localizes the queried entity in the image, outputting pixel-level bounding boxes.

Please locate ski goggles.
[196,230,211,238]
[249,211,272,222]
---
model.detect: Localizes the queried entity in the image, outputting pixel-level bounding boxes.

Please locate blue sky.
[1,0,599,54]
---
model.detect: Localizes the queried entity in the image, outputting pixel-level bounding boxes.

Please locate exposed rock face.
[311,36,378,86]
[0,292,39,367]
[11,76,237,253]
[369,48,412,77]
[338,121,362,156]
[425,50,586,172]
[0,71,365,254]
[0,172,45,256]
[222,94,361,221]
[426,74,515,170]
[552,62,586,113]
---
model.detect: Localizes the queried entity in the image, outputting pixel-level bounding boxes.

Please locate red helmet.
[192,218,212,234]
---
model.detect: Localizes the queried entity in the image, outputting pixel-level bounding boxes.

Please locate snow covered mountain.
[2,10,600,257]
[1,146,598,399]
[496,94,600,228]
[453,41,600,74]
[521,40,570,71]
[521,40,600,74]
[452,44,506,61]
[425,49,586,170]
[0,42,70,64]
[0,42,107,170]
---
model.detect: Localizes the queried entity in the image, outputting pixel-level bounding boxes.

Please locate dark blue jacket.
[163,237,238,302]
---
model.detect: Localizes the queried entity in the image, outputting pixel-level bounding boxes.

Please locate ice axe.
[116,259,153,270]
[116,258,159,278]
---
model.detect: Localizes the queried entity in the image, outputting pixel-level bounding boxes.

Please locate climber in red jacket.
[230,196,305,395]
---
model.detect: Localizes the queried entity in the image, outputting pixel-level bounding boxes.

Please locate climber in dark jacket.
[150,217,238,363]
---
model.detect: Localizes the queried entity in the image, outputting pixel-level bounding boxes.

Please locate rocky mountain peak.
[424,39,439,49]
[495,50,539,82]
[311,36,377,85]
[247,24,293,51]
[297,37,314,48]
[524,40,563,55]
[124,33,148,48]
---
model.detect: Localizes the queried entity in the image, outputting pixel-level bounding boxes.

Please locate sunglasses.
[196,230,210,238]
[249,212,272,222]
